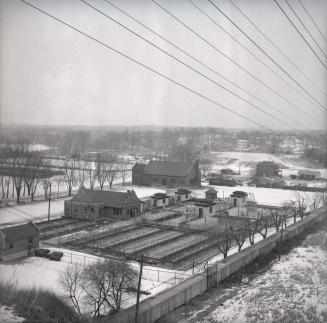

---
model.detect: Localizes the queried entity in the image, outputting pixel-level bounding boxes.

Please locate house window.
[177,196,181,202]
[114,208,121,215]
[186,194,189,198]
[28,238,33,244]
[90,207,95,213]
[9,241,13,249]
[209,206,213,213]
[163,198,166,204]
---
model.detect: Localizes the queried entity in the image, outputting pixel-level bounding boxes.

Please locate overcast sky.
[0,0,326,130]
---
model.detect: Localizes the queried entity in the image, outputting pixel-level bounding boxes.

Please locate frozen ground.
[0,246,187,312]
[159,219,327,323]
[0,305,24,323]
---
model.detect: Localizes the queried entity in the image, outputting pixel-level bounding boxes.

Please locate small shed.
[0,222,39,262]
[174,188,192,202]
[205,188,218,201]
[230,191,248,207]
[150,192,170,208]
[298,169,321,180]
[193,199,216,218]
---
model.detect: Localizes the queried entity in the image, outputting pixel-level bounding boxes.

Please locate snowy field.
[206,151,327,179]
[159,218,327,323]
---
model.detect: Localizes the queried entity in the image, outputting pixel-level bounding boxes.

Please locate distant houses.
[298,169,321,180]
[132,160,201,187]
[64,188,141,220]
[0,222,39,261]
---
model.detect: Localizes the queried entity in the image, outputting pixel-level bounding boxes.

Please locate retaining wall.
[105,207,327,323]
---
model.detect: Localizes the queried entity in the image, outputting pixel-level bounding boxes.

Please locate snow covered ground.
[158,218,327,323]
[0,305,24,323]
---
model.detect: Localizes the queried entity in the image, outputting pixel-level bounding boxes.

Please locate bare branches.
[217,226,233,258]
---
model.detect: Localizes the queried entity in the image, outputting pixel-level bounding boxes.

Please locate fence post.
[157,267,160,282]
[70,252,72,264]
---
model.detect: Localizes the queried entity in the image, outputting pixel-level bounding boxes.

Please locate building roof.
[0,222,39,241]
[230,191,248,198]
[132,163,147,171]
[298,169,321,175]
[71,189,140,208]
[194,198,216,207]
[175,188,192,194]
[143,160,196,177]
[151,192,170,200]
[205,188,217,194]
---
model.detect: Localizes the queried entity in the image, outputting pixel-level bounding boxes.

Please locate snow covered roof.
[71,189,141,208]
[175,188,192,194]
[143,160,196,177]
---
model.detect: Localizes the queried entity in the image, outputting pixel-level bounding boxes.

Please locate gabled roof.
[143,160,196,177]
[205,188,217,194]
[133,163,147,171]
[194,198,216,207]
[231,191,248,198]
[0,222,39,241]
[151,192,170,200]
[71,189,140,208]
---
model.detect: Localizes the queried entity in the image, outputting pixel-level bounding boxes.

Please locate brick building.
[132,160,201,187]
[64,188,141,220]
[0,222,39,261]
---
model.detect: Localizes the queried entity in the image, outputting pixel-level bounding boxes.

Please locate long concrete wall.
[105,207,327,323]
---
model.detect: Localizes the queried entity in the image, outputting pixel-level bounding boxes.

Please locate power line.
[298,0,327,45]
[273,0,327,72]
[102,0,311,131]
[284,0,327,61]
[19,0,271,131]
[80,0,304,132]
[207,0,327,113]
[152,0,322,124]
[228,0,327,98]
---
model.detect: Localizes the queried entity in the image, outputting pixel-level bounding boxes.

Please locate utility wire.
[152,0,322,124]
[189,0,324,116]
[273,0,327,72]
[207,0,327,113]
[284,0,327,61]
[19,0,271,130]
[298,0,327,45]
[80,0,304,132]
[228,0,327,98]
[102,0,311,131]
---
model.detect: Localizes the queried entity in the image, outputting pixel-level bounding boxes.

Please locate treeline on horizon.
[0,124,326,166]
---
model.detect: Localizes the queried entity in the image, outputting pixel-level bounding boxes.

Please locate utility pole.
[48,182,52,221]
[135,254,144,323]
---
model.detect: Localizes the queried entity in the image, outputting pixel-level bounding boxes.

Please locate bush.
[0,282,88,323]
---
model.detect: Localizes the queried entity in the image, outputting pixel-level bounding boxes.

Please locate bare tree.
[292,192,308,220]
[217,226,233,259]
[118,160,129,187]
[310,192,323,210]
[62,158,77,196]
[257,214,269,239]
[82,259,137,318]
[95,153,107,191]
[231,225,247,251]
[58,263,84,316]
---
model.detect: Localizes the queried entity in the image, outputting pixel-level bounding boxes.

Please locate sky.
[0,0,326,130]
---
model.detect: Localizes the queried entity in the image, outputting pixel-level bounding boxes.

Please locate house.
[132,160,201,187]
[237,139,248,151]
[298,169,321,180]
[205,188,218,201]
[256,161,280,177]
[174,188,192,202]
[0,222,39,262]
[150,192,170,208]
[193,198,216,218]
[64,188,141,220]
[230,191,248,207]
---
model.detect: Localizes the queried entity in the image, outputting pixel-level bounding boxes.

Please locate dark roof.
[231,191,248,197]
[151,192,170,200]
[194,198,215,207]
[71,189,140,208]
[143,160,196,177]
[205,188,217,194]
[133,163,147,171]
[0,222,39,241]
[175,188,192,194]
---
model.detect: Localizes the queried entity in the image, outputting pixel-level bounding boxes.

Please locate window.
[163,198,166,204]
[209,206,213,213]
[9,241,13,249]
[186,194,188,198]
[28,238,33,244]
[170,178,176,184]
[177,196,181,202]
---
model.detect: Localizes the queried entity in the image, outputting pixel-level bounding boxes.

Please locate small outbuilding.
[174,188,192,202]
[193,198,216,218]
[230,191,248,207]
[298,169,321,180]
[0,222,39,262]
[150,192,170,208]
